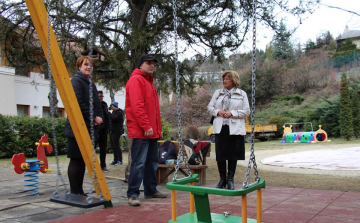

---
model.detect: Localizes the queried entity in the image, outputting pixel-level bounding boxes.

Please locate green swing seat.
[166,174,265,223]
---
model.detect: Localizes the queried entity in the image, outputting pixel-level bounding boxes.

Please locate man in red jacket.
[125,54,167,206]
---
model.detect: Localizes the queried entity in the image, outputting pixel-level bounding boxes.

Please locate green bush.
[0,115,20,158]
[269,115,288,138]
[160,117,171,140]
[0,115,67,158]
[273,94,305,105]
[304,96,340,137]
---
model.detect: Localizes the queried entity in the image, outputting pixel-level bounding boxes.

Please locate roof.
[338,30,360,40]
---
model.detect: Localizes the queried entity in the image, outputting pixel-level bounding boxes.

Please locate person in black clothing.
[64,56,103,196]
[96,91,110,172]
[109,101,124,165]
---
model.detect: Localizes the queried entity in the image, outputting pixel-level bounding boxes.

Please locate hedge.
[0,115,67,158]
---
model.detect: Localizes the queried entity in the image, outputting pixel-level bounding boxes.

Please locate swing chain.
[46,0,68,197]
[172,0,192,181]
[243,0,260,188]
[87,0,103,200]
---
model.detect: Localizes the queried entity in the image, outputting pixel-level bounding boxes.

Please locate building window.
[17,105,29,117]
[43,106,65,118]
[15,65,30,77]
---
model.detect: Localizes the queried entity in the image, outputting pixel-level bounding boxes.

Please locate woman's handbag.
[209,116,215,124]
[209,90,220,125]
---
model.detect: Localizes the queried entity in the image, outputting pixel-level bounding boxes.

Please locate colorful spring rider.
[280,125,329,143]
[12,134,53,195]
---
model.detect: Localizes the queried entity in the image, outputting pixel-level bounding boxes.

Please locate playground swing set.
[166,0,265,222]
[11,0,112,208]
[12,0,265,221]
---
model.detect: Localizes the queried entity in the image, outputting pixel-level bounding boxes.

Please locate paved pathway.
[48,185,360,223]
[1,169,359,223]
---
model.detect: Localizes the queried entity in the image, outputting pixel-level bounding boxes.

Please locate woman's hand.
[218,110,232,118]
[223,111,232,118]
[218,110,226,117]
[94,116,103,125]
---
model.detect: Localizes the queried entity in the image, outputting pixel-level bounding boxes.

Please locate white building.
[0,66,125,118]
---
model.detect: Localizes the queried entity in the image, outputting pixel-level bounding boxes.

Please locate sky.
[239,0,360,53]
[180,0,360,59]
[255,0,360,51]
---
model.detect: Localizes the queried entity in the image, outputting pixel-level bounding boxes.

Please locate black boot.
[216,160,227,189]
[227,160,237,190]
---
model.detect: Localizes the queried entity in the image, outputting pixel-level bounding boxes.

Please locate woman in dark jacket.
[64,56,103,195]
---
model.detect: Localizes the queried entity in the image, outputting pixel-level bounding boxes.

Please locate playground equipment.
[12,134,53,195]
[24,0,111,208]
[168,0,265,222]
[280,125,330,143]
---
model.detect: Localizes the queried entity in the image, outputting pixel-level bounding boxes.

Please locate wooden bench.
[157,141,211,186]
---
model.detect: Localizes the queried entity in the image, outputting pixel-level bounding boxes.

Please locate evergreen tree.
[316,31,333,48]
[351,85,360,138]
[339,72,353,140]
[305,39,318,53]
[0,0,319,94]
[271,21,294,61]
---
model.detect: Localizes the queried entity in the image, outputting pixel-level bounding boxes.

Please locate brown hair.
[76,56,95,70]
[221,70,240,88]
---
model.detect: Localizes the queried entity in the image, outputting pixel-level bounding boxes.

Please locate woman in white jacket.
[207,70,250,190]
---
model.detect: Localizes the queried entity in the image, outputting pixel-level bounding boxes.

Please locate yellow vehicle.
[207,119,277,143]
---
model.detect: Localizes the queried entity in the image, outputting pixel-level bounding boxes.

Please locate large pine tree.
[339,72,353,140]
[0,0,319,94]
[271,21,294,61]
[351,85,360,138]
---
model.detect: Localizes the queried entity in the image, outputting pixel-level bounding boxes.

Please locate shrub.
[269,115,288,138]
[169,128,179,141]
[186,125,200,139]
[198,126,211,141]
[273,94,305,105]
[0,115,67,158]
[0,115,20,158]
[161,117,172,140]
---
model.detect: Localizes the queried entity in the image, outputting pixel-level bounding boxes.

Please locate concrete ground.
[0,169,132,223]
[2,142,360,222]
[1,171,360,223]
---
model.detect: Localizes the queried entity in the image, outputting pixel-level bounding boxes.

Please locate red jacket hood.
[131,68,154,83]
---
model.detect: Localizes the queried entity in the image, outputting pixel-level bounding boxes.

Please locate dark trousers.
[96,130,108,168]
[127,138,158,198]
[110,132,122,162]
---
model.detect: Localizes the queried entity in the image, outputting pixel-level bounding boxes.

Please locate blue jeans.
[127,138,159,198]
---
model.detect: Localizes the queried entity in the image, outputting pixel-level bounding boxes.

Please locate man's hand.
[94,116,103,125]
[144,128,153,137]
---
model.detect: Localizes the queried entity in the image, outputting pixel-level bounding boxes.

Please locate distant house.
[336,26,360,48]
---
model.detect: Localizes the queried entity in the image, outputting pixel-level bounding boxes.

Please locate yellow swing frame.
[24,0,111,203]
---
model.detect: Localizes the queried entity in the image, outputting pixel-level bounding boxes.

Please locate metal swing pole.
[24,0,111,202]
